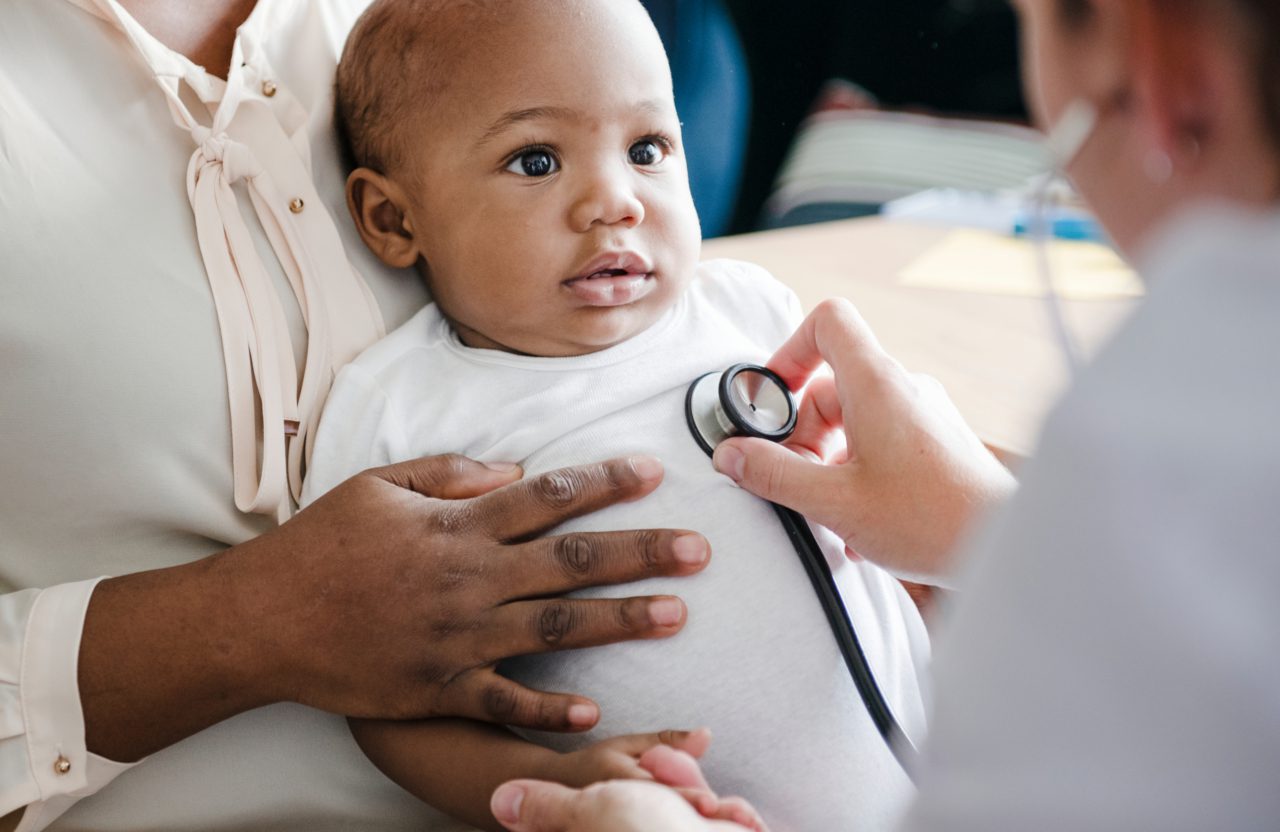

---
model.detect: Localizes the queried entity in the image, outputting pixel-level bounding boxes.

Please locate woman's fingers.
[501,528,709,599]
[241,451,716,731]
[370,453,523,499]
[442,671,602,733]
[480,596,688,660]
[472,457,665,542]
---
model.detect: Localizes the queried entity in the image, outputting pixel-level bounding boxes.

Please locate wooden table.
[701,217,1137,459]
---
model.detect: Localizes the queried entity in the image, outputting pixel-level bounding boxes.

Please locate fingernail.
[712,444,745,482]
[672,534,708,566]
[484,461,520,473]
[567,703,598,727]
[649,598,684,627]
[630,455,663,482]
[491,783,525,824]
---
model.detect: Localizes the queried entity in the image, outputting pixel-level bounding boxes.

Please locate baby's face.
[398,1,700,356]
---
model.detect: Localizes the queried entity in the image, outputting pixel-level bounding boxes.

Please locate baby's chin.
[460,304,673,358]
[534,307,670,357]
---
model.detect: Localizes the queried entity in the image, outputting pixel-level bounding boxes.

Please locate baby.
[303,0,930,829]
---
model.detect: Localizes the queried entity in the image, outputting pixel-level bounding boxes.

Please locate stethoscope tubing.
[770,501,918,776]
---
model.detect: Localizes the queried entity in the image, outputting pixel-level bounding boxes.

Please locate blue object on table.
[1012,213,1108,243]
[642,0,750,238]
[884,188,1112,246]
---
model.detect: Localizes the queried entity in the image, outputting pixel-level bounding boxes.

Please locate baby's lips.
[572,249,652,281]
[562,271,655,306]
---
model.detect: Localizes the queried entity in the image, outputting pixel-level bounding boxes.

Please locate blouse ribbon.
[79,0,386,522]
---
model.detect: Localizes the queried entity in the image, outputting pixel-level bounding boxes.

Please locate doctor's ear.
[1126,1,1213,160]
[346,168,419,269]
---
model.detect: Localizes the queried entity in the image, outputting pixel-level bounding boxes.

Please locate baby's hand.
[496,737,769,832]
[547,728,712,788]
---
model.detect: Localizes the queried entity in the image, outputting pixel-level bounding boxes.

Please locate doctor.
[490,0,1280,828]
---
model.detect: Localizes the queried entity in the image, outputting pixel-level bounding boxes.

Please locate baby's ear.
[346,168,419,269]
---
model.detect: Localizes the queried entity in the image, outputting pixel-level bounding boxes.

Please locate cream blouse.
[0,0,439,828]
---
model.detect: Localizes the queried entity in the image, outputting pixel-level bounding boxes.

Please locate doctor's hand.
[712,299,1015,584]
[492,744,767,832]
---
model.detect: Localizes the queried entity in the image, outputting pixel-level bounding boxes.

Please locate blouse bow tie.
[83,0,387,522]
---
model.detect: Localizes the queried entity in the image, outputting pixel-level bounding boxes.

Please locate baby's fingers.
[659,727,712,759]
[639,741,713,789]
[602,727,711,761]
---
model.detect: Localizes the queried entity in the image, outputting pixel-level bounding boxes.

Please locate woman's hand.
[80,454,710,761]
[712,299,1016,584]
[493,744,767,832]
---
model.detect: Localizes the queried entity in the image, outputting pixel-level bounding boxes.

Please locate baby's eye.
[628,139,667,167]
[506,149,559,177]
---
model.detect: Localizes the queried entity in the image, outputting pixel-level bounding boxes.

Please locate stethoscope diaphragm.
[685,363,798,457]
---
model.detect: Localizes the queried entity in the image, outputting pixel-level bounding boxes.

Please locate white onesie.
[303,260,931,831]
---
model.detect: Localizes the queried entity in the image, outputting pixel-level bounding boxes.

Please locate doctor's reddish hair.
[1056,0,1280,154]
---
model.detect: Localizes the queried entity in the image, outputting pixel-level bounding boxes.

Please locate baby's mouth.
[563,269,656,307]
[564,252,657,307]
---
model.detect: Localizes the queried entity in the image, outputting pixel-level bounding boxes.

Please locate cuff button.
[54,755,71,775]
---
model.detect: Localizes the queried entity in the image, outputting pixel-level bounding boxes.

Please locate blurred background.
[643,0,1031,238]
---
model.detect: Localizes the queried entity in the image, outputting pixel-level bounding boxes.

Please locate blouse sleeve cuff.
[0,579,138,831]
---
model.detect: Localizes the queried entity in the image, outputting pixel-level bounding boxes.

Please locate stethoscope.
[686,364,919,778]
[675,101,1101,783]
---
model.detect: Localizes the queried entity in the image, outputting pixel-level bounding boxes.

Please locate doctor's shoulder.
[691,258,806,343]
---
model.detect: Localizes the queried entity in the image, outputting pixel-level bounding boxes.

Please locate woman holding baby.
[493,0,1280,829]
[2,1,1277,831]
[0,0,722,829]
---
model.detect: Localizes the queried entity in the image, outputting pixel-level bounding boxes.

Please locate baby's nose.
[570,173,645,231]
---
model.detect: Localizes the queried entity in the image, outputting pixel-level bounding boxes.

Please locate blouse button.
[261,80,278,98]
[54,755,71,775]
[289,198,305,214]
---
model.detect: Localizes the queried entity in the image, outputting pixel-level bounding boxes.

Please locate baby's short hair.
[335,0,501,174]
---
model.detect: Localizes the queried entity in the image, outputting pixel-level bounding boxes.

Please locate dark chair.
[643,0,751,238]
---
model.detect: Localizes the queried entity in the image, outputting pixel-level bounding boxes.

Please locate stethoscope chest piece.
[685,363,798,457]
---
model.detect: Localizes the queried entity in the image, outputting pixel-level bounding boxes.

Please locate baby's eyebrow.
[476,106,577,148]
[474,99,673,149]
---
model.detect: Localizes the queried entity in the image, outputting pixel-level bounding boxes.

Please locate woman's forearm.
[78,549,275,762]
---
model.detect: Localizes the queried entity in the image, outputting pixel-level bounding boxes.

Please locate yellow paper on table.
[898,228,1144,300]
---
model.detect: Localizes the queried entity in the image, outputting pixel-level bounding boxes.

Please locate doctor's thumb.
[714,438,847,525]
